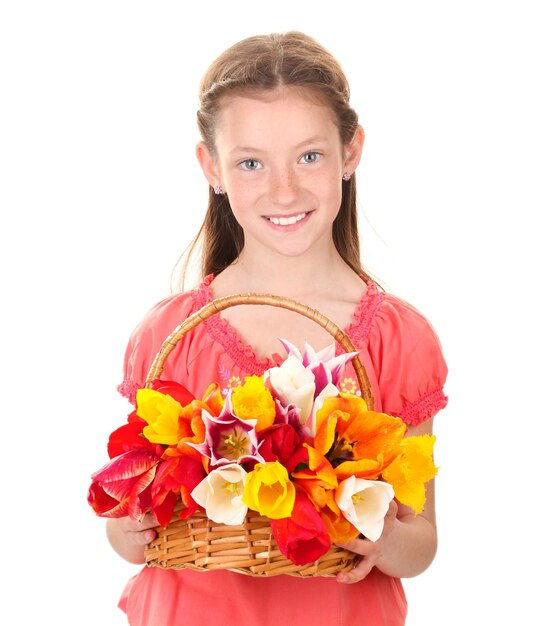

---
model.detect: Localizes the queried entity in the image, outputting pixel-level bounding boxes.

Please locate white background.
[1,1,547,624]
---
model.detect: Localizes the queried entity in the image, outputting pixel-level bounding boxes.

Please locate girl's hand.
[106,514,159,564]
[335,499,399,584]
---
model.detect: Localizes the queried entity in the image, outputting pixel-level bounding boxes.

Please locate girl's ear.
[196,141,220,188]
[343,124,365,175]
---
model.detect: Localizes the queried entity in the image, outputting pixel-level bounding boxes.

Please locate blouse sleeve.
[117,292,197,405]
[367,293,448,426]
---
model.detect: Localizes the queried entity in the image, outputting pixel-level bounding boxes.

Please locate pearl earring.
[214,185,224,195]
[342,171,352,181]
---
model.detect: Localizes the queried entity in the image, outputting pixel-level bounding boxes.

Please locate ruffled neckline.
[191,273,385,376]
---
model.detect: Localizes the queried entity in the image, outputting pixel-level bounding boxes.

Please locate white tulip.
[335,476,395,542]
[265,355,316,424]
[191,464,248,525]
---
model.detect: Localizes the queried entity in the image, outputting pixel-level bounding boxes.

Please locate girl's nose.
[268,168,298,206]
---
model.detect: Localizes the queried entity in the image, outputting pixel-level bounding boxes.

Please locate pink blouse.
[117,275,448,626]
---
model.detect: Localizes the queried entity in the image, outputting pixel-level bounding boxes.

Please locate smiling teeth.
[268,213,307,226]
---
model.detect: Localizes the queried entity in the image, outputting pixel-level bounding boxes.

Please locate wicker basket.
[143,293,375,577]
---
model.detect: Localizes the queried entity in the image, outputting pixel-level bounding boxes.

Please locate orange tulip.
[319,504,361,544]
[314,394,406,480]
[292,444,338,510]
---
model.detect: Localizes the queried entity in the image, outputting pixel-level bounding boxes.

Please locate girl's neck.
[212,244,363,301]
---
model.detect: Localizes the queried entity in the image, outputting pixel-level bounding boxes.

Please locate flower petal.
[151,455,205,525]
[382,435,437,513]
[336,476,394,541]
[259,423,301,466]
[136,388,183,445]
[319,504,360,544]
[242,461,296,519]
[266,356,315,423]
[192,464,248,525]
[186,406,264,467]
[270,491,331,565]
[309,383,339,435]
[232,375,276,431]
[107,417,149,458]
[149,379,194,407]
[91,449,161,483]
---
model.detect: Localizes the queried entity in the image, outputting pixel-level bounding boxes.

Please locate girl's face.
[198,86,363,260]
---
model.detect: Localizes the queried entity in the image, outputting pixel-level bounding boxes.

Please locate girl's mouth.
[265,212,309,226]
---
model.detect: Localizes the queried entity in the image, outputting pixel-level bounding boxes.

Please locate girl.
[108,31,448,626]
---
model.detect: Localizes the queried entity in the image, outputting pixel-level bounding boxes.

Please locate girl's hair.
[175,31,373,289]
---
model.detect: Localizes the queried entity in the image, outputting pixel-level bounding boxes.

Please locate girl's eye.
[300,152,321,164]
[239,159,262,171]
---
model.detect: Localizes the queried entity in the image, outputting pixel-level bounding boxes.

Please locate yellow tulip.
[242,461,296,519]
[136,388,183,446]
[382,434,438,513]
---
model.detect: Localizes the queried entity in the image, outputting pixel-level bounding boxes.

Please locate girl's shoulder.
[117,277,215,402]
[352,281,448,424]
[129,274,215,338]
[349,280,440,347]
[348,279,438,339]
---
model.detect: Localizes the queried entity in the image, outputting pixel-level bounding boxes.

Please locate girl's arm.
[336,418,438,583]
[106,515,158,565]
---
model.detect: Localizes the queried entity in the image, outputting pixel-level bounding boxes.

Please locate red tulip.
[88,448,161,520]
[149,379,194,407]
[259,424,301,467]
[107,413,150,458]
[151,455,206,526]
[270,491,331,565]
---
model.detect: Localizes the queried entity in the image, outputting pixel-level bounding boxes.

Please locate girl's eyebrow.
[295,135,329,149]
[229,135,329,156]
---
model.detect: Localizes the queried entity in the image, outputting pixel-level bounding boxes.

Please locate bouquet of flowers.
[88,337,437,571]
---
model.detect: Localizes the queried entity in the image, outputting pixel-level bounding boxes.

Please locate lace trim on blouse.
[117,378,141,405]
[398,387,449,426]
[118,276,447,426]
[194,274,384,370]
[338,281,386,355]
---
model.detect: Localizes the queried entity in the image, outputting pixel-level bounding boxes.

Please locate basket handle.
[145,293,375,410]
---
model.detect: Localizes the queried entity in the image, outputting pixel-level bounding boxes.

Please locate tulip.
[88,448,161,521]
[185,393,265,467]
[278,339,358,396]
[136,388,184,446]
[314,394,406,480]
[265,355,316,425]
[382,434,438,514]
[258,423,302,467]
[151,455,206,526]
[191,464,248,525]
[242,461,296,519]
[149,379,194,408]
[318,503,361,544]
[107,413,151,458]
[200,383,225,417]
[291,444,338,508]
[270,491,331,565]
[335,476,394,541]
[272,399,310,439]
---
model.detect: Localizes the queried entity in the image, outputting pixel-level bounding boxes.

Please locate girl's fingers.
[130,527,157,546]
[336,537,370,556]
[336,533,384,584]
[121,514,159,545]
[337,555,376,584]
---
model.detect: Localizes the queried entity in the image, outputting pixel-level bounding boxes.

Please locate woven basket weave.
[143,293,374,577]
